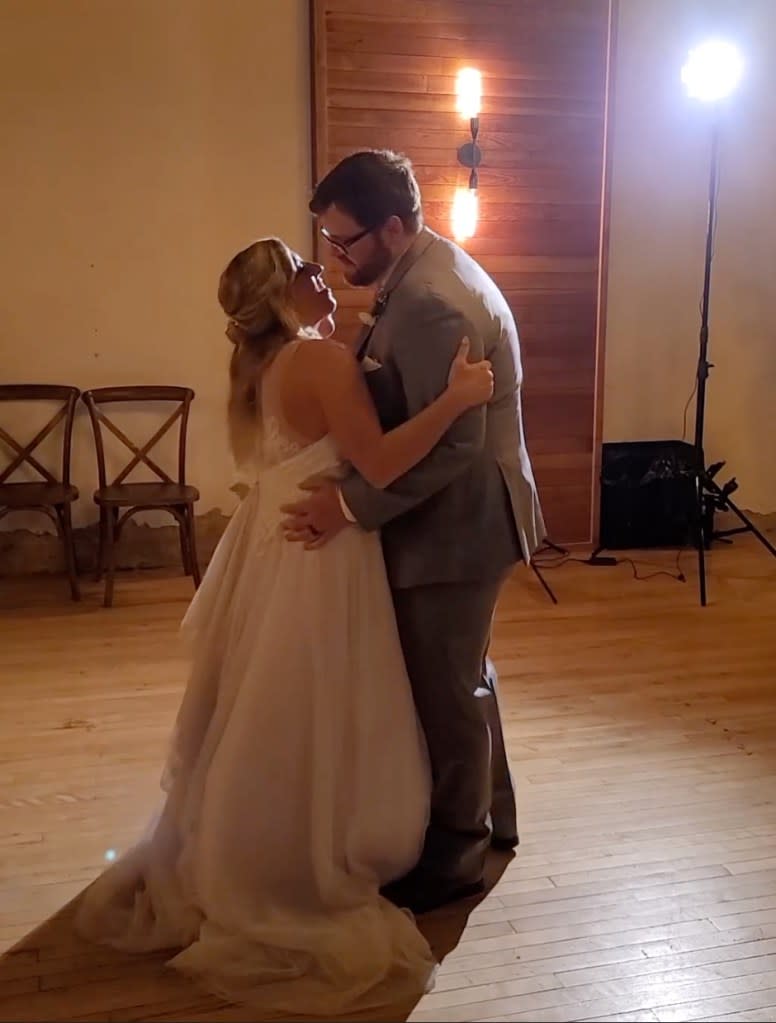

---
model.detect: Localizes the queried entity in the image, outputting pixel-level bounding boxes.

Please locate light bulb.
[452,188,478,242]
[456,67,482,119]
[681,39,744,102]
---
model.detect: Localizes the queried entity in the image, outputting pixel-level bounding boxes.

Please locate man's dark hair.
[309,150,423,232]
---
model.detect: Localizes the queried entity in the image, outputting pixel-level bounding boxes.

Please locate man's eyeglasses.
[319,224,378,257]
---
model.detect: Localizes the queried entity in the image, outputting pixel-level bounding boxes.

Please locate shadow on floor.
[0,851,514,1022]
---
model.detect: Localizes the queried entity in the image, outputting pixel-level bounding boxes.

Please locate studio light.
[679,38,775,605]
[681,39,744,103]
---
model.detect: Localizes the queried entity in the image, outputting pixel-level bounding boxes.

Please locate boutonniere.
[358,290,389,328]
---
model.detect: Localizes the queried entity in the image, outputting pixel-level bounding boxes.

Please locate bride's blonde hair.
[218,238,303,466]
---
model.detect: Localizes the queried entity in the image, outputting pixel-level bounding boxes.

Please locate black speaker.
[599,440,699,549]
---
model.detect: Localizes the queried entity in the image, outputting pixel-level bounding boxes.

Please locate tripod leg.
[698,532,707,606]
[530,560,558,605]
[707,485,776,558]
[696,477,708,607]
[543,538,569,557]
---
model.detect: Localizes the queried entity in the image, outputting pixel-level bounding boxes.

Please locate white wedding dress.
[75,360,435,1016]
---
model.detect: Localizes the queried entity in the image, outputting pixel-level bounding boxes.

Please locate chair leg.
[178,507,192,576]
[61,503,81,602]
[103,508,117,608]
[186,505,201,588]
[96,508,107,582]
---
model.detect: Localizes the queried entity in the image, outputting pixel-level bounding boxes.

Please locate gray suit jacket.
[340,228,546,589]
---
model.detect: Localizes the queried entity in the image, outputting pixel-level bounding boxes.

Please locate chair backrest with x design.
[0,384,80,488]
[81,386,195,489]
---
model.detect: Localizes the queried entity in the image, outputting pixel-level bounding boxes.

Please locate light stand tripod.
[691,110,776,606]
[530,539,567,605]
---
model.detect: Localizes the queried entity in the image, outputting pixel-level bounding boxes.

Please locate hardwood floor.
[1,537,775,1022]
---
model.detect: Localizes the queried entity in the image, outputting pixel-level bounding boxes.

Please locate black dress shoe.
[381,876,485,915]
[491,833,519,851]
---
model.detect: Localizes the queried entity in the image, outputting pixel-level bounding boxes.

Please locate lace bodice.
[257,339,336,471]
[261,413,306,467]
[230,342,343,544]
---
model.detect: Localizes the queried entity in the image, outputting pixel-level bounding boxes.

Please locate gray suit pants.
[391,576,517,885]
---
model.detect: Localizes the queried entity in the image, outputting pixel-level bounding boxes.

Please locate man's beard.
[344,238,394,288]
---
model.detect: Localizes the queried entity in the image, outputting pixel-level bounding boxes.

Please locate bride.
[75,237,494,1017]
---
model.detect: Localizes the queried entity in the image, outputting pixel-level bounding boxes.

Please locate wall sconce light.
[452,188,478,243]
[452,67,482,242]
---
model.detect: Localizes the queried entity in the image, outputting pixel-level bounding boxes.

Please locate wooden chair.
[0,385,81,600]
[81,386,200,607]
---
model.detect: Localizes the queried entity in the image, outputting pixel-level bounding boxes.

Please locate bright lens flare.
[681,40,744,102]
[452,188,478,242]
[456,67,482,119]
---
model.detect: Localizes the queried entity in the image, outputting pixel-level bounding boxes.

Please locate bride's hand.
[446,337,494,409]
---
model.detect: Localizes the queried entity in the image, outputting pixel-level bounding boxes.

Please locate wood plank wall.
[311,0,613,543]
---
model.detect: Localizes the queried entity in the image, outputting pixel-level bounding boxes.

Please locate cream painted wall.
[3,0,774,543]
[604,0,776,512]
[0,0,311,528]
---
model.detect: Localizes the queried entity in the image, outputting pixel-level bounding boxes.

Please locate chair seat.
[94,482,199,506]
[0,481,79,507]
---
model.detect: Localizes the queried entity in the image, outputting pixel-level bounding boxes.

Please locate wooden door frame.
[308,0,619,545]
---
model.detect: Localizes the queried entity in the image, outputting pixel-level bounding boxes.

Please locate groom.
[283,150,545,914]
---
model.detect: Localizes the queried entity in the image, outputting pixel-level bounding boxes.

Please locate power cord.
[532,545,686,583]
[681,380,698,442]
[617,549,685,582]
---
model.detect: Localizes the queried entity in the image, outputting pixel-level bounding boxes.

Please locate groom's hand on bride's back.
[281,478,349,549]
